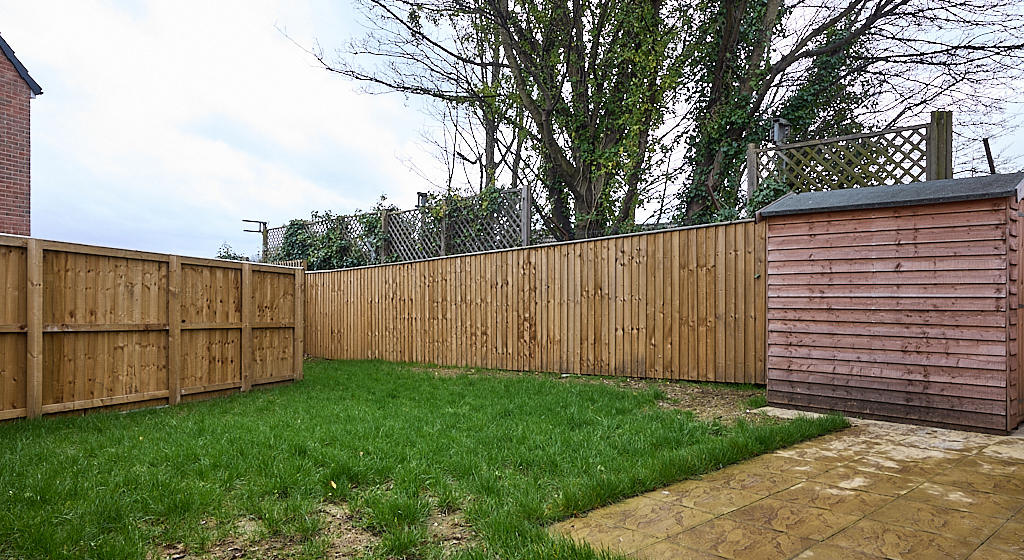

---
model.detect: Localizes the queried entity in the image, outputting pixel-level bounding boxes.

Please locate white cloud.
[0,0,444,257]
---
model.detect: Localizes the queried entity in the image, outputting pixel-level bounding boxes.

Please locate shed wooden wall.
[766,198,1016,432]
[1012,196,1022,429]
[0,235,304,421]
[305,221,767,383]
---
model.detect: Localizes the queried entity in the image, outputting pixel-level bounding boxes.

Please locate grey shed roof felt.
[0,33,42,96]
[758,172,1024,218]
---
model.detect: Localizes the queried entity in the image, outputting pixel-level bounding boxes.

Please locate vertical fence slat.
[26,239,42,419]
[240,264,252,392]
[168,256,181,405]
[294,267,304,380]
[302,222,768,384]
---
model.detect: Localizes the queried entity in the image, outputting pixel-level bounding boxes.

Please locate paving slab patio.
[550,410,1024,559]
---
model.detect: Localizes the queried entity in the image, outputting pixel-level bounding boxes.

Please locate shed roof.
[758,172,1024,218]
[0,33,42,96]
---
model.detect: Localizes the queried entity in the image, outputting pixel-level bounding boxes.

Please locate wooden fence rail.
[0,234,304,420]
[305,220,767,383]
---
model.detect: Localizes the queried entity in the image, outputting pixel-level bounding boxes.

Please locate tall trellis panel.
[266,188,525,267]
[748,111,952,196]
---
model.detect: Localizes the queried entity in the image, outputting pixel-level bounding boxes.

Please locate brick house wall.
[0,42,35,236]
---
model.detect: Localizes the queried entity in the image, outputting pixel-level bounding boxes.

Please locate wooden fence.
[0,235,304,420]
[305,220,766,383]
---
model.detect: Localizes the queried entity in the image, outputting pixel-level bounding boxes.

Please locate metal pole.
[983,138,997,174]
[243,219,268,261]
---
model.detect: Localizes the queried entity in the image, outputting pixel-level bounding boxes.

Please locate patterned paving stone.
[901,481,1024,519]
[827,518,978,560]
[556,414,1024,560]
[867,500,1001,543]
[931,468,1024,499]
[724,497,860,540]
[896,425,1004,446]
[552,517,662,555]
[981,440,1024,462]
[983,521,1024,556]
[956,455,1024,478]
[871,444,966,465]
[738,454,837,479]
[655,480,763,515]
[966,543,1024,560]
[583,495,660,524]
[590,496,713,537]
[843,454,952,480]
[772,481,893,517]
[548,514,608,536]
[794,433,888,455]
[812,466,921,497]
[793,543,888,559]
[669,518,815,560]
[775,444,862,465]
[697,465,803,495]
[899,435,993,454]
[634,539,727,560]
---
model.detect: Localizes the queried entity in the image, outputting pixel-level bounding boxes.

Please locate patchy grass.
[0,360,846,560]
[562,374,767,422]
[744,393,769,410]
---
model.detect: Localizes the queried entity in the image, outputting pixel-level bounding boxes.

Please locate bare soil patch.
[156,504,375,560]
[427,509,478,554]
[578,377,764,422]
[404,366,766,422]
[408,366,465,378]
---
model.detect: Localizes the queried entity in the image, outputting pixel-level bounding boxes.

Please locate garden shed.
[759,172,1024,433]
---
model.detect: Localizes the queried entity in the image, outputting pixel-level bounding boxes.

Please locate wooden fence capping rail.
[304,220,766,384]
[0,233,304,422]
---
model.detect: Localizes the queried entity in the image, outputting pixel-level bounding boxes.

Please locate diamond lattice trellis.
[264,188,524,267]
[755,124,930,193]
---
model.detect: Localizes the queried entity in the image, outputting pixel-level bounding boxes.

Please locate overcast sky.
[1,0,446,258]
[2,1,1023,259]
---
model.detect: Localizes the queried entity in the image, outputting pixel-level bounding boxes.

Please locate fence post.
[167,256,181,405]
[293,267,305,381]
[926,110,953,180]
[746,143,759,201]
[241,263,253,392]
[520,186,531,246]
[25,239,42,419]
[261,223,269,261]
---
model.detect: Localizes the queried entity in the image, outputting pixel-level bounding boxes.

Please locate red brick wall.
[0,53,32,236]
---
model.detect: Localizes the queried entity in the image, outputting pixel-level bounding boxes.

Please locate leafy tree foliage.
[676,0,1024,223]
[270,188,521,270]
[310,0,1024,234]
[215,243,250,262]
[273,197,399,271]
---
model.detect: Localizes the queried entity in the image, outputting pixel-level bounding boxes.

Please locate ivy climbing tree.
[272,197,399,271]
[307,0,1024,236]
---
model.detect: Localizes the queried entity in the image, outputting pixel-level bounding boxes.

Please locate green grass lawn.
[0,360,846,560]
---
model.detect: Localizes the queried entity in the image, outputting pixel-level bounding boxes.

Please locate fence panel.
[305,220,767,383]
[0,234,304,420]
